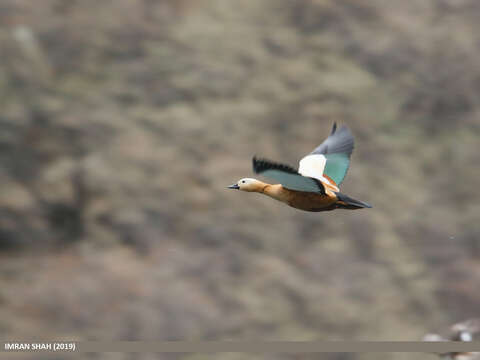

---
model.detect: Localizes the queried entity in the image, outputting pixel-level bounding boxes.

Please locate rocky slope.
[0,1,479,359]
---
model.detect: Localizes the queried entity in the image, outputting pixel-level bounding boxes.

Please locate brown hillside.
[0,1,479,359]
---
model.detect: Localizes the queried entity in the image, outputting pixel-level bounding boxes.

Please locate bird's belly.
[286,191,337,212]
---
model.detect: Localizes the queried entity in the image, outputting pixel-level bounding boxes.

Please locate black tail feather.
[335,192,372,209]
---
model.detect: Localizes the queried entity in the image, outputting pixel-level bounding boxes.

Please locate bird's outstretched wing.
[298,123,354,186]
[253,157,325,194]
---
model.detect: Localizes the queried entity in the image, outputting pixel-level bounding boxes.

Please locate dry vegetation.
[0,0,479,359]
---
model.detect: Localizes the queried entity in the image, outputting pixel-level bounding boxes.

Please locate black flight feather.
[252,156,325,194]
[252,156,298,175]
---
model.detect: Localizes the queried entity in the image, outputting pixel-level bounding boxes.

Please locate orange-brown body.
[230,178,369,212]
[260,183,339,212]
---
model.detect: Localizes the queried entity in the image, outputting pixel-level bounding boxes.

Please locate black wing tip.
[252,155,262,174]
[331,122,352,133]
[331,122,337,135]
[252,156,298,175]
[332,122,353,135]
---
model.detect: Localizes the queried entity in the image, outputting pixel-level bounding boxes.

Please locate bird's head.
[228,178,263,192]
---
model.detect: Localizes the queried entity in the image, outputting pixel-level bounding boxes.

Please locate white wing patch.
[299,154,326,180]
[298,154,338,190]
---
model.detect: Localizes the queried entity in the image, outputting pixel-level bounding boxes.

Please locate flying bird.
[228,123,372,212]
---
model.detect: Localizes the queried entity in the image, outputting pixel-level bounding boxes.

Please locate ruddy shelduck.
[228,123,372,212]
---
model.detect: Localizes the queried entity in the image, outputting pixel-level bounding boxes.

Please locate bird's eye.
[242,180,246,183]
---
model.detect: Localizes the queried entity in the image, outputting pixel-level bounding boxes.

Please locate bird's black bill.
[228,184,240,189]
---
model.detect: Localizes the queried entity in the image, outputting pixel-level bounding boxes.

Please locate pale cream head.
[228,178,263,192]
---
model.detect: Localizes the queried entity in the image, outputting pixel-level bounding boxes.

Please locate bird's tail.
[335,192,372,209]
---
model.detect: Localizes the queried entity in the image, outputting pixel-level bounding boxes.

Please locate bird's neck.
[257,183,288,202]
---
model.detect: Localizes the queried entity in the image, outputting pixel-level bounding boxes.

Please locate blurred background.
[0,0,479,359]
